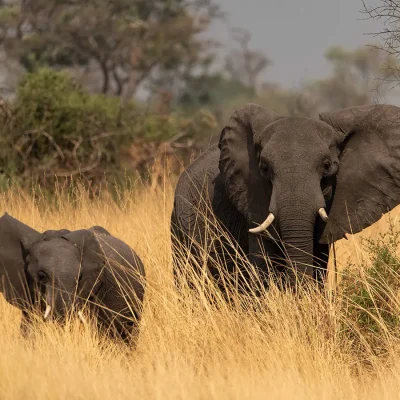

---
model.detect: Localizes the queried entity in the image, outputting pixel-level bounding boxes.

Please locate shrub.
[0,68,217,191]
[340,218,400,357]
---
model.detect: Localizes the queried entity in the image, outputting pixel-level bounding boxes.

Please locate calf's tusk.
[78,311,87,326]
[43,305,52,320]
[318,208,329,222]
[249,213,275,234]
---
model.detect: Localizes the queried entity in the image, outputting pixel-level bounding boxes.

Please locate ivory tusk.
[78,311,87,326]
[43,305,52,320]
[249,213,275,234]
[318,208,329,222]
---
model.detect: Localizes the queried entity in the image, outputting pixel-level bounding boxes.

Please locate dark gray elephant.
[171,103,400,289]
[0,213,145,341]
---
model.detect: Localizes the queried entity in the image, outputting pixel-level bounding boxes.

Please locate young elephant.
[0,213,145,341]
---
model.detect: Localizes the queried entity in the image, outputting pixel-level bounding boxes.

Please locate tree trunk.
[99,60,110,94]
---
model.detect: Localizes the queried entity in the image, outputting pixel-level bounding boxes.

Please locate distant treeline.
[0,1,397,191]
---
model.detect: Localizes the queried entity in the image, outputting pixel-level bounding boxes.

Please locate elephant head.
[0,213,106,320]
[218,103,400,283]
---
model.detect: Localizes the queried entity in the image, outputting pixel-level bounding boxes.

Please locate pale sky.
[211,0,385,88]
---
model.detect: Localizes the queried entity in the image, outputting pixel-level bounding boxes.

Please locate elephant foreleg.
[248,234,276,292]
[313,242,330,284]
[19,310,32,338]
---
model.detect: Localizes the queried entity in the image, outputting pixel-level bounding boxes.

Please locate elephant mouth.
[42,302,87,325]
[41,287,87,325]
[248,208,329,234]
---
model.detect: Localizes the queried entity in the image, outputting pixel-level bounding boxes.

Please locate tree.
[207,44,394,127]
[175,72,253,115]
[225,28,270,94]
[361,0,400,85]
[311,45,394,110]
[0,0,220,100]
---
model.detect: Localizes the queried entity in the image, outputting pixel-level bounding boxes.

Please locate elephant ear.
[88,226,111,236]
[42,229,71,240]
[0,213,42,307]
[62,229,105,297]
[319,104,400,243]
[218,103,283,224]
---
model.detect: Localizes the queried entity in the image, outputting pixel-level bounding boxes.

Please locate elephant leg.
[248,234,276,292]
[93,294,140,344]
[171,233,190,291]
[313,242,330,284]
[108,317,135,344]
[172,235,208,292]
[20,310,32,338]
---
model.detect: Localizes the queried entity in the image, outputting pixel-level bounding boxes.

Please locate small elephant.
[0,213,145,341]
[171,103,400,289]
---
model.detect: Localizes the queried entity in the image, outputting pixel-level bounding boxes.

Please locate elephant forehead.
[260,117,335,144]
[31,238,77,261]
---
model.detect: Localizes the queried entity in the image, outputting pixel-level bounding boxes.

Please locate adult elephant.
[171,103,400,289]
[0,213,145,341]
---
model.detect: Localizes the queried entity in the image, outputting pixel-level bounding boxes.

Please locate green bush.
[0,68,217,191]
[340,218,400,357]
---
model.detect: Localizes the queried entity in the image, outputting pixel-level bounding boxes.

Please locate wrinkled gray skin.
[0,213,145,341]
[171,103,400,288]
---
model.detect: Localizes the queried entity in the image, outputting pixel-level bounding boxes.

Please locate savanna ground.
[1,173,400,399]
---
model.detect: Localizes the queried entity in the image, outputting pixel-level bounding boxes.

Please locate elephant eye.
[322,157,339,178]
[323,159,332,170]
[260,162,270,176]
[37,271,47,282]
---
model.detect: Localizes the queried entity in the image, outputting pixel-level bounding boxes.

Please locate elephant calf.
[0,213,145,341]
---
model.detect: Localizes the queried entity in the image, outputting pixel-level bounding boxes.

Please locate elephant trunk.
[43,285,54,320]
[43,283,74,320]
[278,205,316,284]
[268,173,326,285]
[57,289,74,317]
[274,173,324,284]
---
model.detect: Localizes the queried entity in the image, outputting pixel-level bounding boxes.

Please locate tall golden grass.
[1,178,400,399]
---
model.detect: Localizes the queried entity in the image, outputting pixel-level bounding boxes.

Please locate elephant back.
[96,235,145,305]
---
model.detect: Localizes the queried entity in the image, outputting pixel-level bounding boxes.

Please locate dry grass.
[1,179,400,399]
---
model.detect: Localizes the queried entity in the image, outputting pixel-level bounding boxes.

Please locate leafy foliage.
[0,0,219,99]
[0,68,217,190]
[340,218,400,356]
[311,46,395,110]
